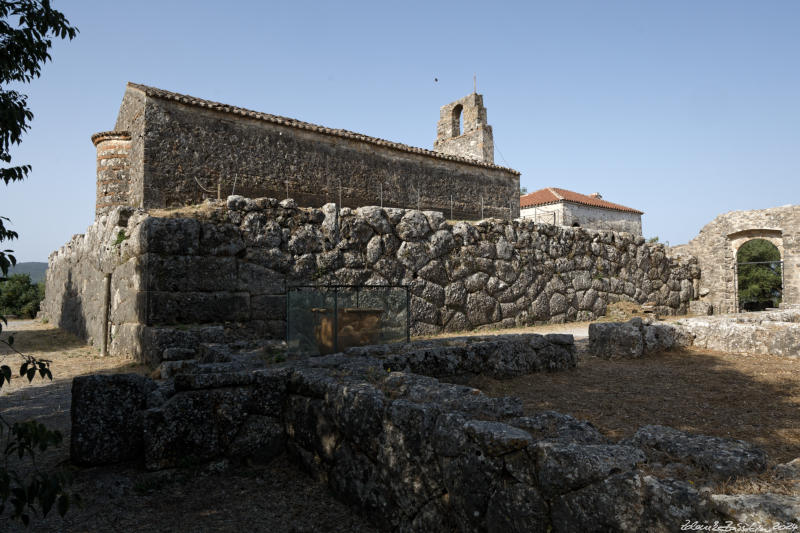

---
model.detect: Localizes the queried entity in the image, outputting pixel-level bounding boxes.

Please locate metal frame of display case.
[286,284,410,354]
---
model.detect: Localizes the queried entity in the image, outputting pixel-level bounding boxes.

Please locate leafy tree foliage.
[0,273,44,317]
[737,239,782,311]
[0,0,78,277]
[0,0,79,524]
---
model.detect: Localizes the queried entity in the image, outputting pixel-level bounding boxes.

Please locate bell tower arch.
[434,93,494,164]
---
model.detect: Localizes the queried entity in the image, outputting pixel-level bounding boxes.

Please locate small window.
[572,222,581,227]
[451,104,463,137]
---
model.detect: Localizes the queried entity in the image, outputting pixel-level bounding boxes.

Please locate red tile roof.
[519,187,643,214]
[126,82,520,175]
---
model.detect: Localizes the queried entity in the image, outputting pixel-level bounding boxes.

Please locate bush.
[737,239,782,311]
[0,274,44,318]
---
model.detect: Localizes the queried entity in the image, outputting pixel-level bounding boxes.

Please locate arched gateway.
[673,205,799,314]
[734,237,783,311]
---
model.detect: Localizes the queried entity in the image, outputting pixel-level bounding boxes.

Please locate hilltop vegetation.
[7,261,47,283]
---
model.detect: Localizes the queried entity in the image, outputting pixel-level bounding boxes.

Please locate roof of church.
[520,187,644,214]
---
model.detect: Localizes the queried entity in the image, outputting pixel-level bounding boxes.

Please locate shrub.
[0,274,44,318]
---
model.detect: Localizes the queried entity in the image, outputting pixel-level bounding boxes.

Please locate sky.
[3,0,799,262]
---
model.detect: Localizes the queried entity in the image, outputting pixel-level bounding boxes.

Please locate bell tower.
[434,92,494,164]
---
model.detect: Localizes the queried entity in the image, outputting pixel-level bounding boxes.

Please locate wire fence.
[519,206,558,225]
[193,175,522,221]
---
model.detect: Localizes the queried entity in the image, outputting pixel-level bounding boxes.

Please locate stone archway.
[733,236,783,311]
[728,229,783,262]
[676,205,799,315]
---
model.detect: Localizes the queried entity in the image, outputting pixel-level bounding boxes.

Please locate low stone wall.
[45,196,700,363]
[673,310,800,357]
[70,332,790,531]
[588,311,800,358]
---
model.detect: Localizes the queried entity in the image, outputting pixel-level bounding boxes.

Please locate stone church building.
[94,83,520,221]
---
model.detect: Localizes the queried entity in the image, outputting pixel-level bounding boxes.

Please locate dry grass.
[148,200,227,221]
[0,320,146,397]
[462,347,800,493]
[0,319,148,448]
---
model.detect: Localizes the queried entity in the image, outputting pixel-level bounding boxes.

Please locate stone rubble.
[624,425,767,479]
[711,494,800,527]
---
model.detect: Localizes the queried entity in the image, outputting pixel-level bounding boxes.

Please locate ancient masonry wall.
[674,205,800,314]
[43,196,699,363]
[42,208,148,354]
[106,84,519,220]
[70,341,754,531]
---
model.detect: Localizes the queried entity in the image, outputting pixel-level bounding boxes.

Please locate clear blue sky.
[4,0,799,261]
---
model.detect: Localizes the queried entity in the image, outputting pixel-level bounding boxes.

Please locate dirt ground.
[462,347,800,492]
[0,320,377,533]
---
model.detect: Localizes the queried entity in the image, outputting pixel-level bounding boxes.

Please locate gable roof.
[520,187,643,214]
[125,82,520,176]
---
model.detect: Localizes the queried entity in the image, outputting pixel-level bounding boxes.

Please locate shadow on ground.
[461,348,800,465]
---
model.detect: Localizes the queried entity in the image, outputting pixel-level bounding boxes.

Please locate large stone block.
[143,254,237,292]
[142,387,252,470]
[588,319,645,358]
[146,291,250,324]
[71,374,157,465]
[135,217,201,255]
[237,261,285,294]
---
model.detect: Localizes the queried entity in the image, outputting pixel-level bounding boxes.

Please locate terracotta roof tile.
[126,82,520,175]
[519,187,643,214]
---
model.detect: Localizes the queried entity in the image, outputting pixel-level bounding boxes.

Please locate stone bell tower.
[434,92,494,164]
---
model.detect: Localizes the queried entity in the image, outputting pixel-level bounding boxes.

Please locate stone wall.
[587,311,800,358]
[108,83,519,220]
[44,196,699,363]
[674,205,800,314]
[42,208,141,351]
[673,310,800,356]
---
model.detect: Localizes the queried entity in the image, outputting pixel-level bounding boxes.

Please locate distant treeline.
[7,262,47,284]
